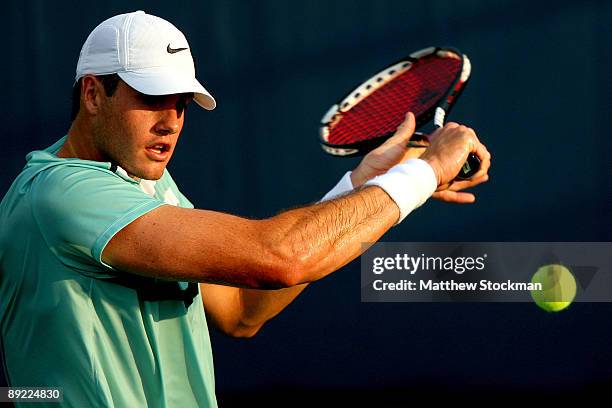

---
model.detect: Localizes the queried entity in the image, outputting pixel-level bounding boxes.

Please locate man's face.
[91,79,193,180]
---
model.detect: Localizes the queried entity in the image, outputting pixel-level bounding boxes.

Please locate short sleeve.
[31,165,166,275]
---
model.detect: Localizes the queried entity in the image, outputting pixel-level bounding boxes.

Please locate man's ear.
[80,75,104,115]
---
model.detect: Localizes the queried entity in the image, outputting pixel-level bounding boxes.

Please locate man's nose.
[154,109,181,135]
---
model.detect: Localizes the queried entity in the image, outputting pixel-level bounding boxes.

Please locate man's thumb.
[387,112,416,144]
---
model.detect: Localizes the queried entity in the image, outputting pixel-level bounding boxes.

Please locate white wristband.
[364,159,437,224]
[319,171,354,202]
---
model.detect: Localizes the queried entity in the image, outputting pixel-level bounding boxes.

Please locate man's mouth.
[147,144,170,154]
[145,143,171,160]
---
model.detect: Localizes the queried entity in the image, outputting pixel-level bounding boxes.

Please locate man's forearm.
[237,284,308,334]
[227,182,396,333]
[200,281,308,337]
[260,185,399,286]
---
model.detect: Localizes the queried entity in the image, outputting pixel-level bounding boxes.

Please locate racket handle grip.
[455,153,480,180]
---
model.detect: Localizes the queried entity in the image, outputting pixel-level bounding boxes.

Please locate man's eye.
[137,92,193,113]
[140,94,164,108]
[177,93,194,114]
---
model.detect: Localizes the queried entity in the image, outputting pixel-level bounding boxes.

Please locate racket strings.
[327,57,462,145]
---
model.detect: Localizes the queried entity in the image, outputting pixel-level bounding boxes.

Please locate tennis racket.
[319,46,480,180]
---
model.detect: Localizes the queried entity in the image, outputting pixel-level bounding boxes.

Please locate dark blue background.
[2,0,611,404]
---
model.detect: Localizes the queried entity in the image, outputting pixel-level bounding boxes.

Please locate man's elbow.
[254,240,309,289]
[254,219,322,288]
[226,322,264,339]
[264,253,309,289]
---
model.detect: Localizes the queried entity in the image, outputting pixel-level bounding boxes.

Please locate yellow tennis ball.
[530,264,577,312]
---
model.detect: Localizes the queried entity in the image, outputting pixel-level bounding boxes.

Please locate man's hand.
[350,112,491,204]
[420,123,491,203]
[350,112,421,187]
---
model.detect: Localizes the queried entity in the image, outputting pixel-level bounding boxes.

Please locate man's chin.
[139,170,165,181]
[124,165,166,181]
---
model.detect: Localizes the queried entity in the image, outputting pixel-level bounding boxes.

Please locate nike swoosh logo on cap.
[167,44,188,54]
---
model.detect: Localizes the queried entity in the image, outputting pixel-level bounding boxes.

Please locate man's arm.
[102,175,399,339]
[104,183,399,288]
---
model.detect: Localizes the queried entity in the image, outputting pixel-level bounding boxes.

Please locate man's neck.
[58,117,142,182]
[57,119,104,161]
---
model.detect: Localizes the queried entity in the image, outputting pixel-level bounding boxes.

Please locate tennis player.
[0,11,490,407]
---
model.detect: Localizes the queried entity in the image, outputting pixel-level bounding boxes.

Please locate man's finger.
[444,174,489,191]
[432,190,476,203]
[472,143,491,178]
[383,112,416,145]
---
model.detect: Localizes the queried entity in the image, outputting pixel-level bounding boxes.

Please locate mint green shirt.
[0,137,217,407]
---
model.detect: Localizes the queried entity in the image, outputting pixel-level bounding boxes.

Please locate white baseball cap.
[76,10,216,110]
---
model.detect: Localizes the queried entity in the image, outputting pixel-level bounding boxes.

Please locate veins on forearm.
[287,187,392,262]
